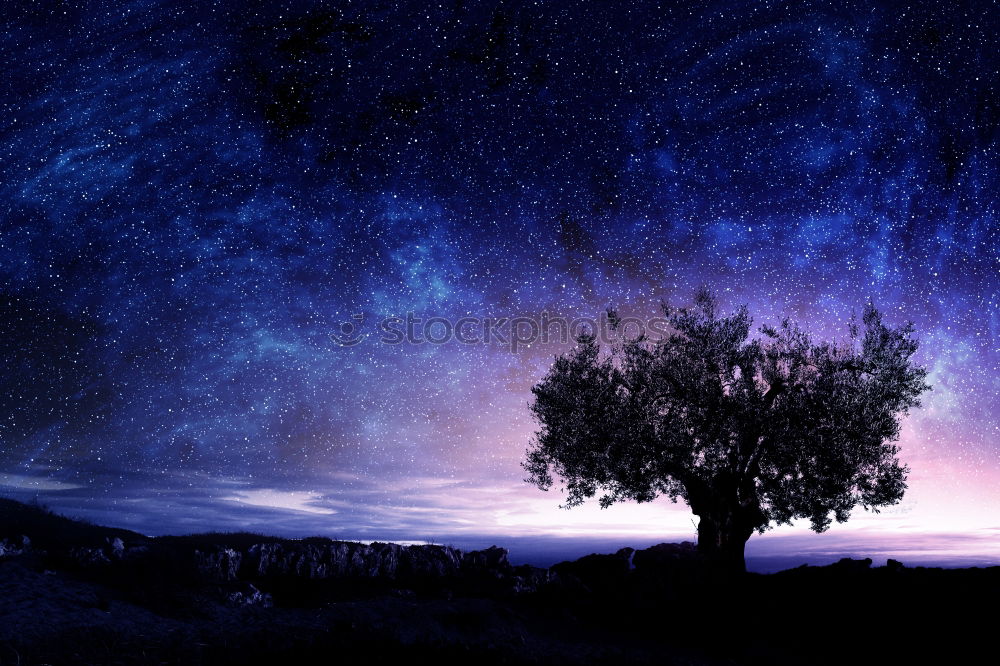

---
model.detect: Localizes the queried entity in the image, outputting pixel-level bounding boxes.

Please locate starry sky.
[2,0,999,568]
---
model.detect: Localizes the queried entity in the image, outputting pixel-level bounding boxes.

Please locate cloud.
[224,489,337,515]
[0,472,83,492]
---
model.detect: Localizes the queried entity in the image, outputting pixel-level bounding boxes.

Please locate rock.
[511,564,550,593]
[402,544,462,578]
[631,542,700,578]
[363,542,403,577]
[243,541,480,582]
[108,537,125,559]
[830,557,873,572]
[70,546,112,567]
[227,582,273,608]
[627,542,707,593]
[550,547,634,595]
[196,547,243,581]
[246,541,392,579]
[632,542,698,570]
[462,546,511,575]
[0,535,31,558]
[229,540,540,598]
[41,532,536,599]
[66,536,145,568]
[885,559,905,572]
[245,542,285,577]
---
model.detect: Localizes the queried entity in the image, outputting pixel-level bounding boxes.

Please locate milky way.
[1,1,998,563]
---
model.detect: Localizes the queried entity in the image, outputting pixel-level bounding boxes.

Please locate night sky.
[2,0,998,567]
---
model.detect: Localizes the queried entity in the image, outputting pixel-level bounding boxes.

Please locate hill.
[1,497,996,665]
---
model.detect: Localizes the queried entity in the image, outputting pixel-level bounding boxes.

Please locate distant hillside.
[1,496,998,666]
[0,497,146,549]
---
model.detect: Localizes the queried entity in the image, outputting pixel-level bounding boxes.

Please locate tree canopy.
[524,289,930,570]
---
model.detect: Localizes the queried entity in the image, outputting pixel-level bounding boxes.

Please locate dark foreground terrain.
[0,498,994,665]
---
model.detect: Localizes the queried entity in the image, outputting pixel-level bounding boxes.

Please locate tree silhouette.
[524,289,931,572]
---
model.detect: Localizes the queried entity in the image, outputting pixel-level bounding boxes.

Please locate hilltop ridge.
[1,497,996,665]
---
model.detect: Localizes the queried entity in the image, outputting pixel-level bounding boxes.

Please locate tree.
[524,289,930,572]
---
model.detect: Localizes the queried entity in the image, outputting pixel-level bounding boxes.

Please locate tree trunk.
[687,473,763,574]
[695,511,753,574]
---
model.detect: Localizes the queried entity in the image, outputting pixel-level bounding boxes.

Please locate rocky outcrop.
[2,493,741,604]
[549,547,635,595]
[0,535,30,558]
[176,540,531,597]
[195,547,243,581]
[69,545,112,567]
[510,564,550,593]
[237,541,519,583]
[244,541,457,580]
[631,541,698,570]
[108,537,125,559]
[885,558,905,572]
[829,557,873,571]
[68,536,147,569]
[226,582,273,608]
